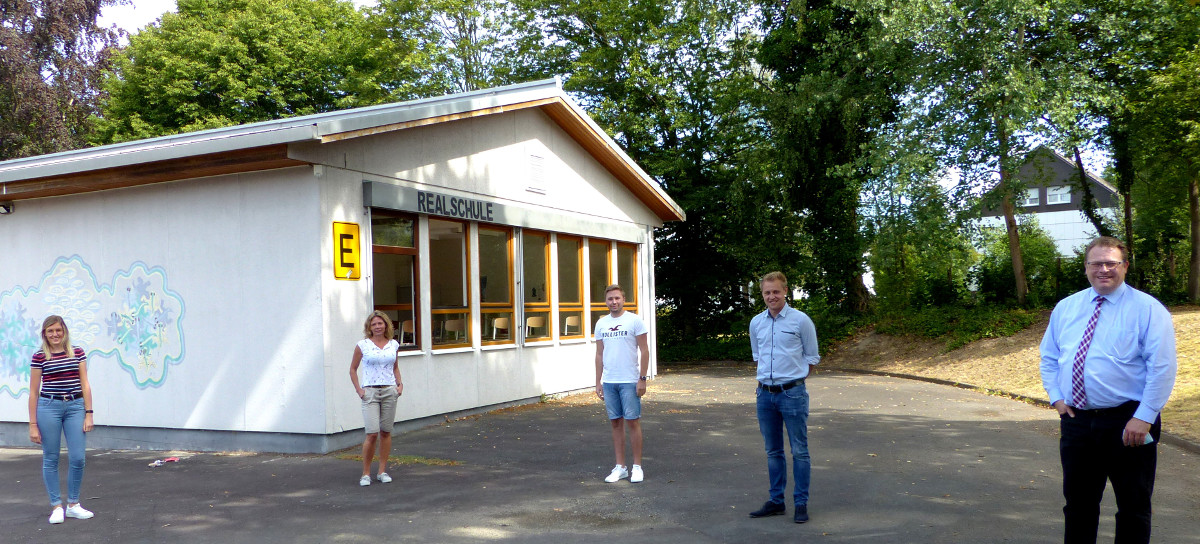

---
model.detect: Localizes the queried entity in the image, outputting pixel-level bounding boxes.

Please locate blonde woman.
[28,315,95,524]
[349,310,404,486]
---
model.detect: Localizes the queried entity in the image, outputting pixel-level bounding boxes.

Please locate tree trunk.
[997,115,1027,305]
[1189,175,1199,303]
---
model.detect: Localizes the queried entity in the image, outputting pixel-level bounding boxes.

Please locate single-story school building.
[0,79,684,453]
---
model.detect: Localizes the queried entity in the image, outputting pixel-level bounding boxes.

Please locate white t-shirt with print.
[357,338,399,386]
[594,311,648,383]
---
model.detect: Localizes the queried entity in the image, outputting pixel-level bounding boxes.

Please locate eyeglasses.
[1086,261,1124,270]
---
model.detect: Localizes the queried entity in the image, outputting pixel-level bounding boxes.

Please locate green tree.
[974,219,1063,306]
[757,0,911,314]
[0,0,122,159]
[371,0,542,93]
[93,0,424,143]
[879,0,1089,305]
[517,0,788,341]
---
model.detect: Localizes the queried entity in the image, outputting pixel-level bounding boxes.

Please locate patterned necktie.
[1070,296,1106,408]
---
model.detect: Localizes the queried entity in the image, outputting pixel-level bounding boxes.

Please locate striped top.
[31,347,86,397]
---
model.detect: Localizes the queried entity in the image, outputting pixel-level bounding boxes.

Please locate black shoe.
[749,501,786,518]
[794,504,809,523]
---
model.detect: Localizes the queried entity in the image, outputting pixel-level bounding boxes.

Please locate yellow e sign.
[332,222,361,280]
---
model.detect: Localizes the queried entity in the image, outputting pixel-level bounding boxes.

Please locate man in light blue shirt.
[1040,237,1176,544]
[747,271,820,524]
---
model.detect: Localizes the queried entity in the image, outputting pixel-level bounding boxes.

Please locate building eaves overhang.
[0,78,684,223]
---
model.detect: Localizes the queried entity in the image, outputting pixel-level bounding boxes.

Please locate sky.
[99,0,379,37]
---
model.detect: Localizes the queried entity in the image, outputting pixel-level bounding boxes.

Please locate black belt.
[758,378,804,393]
[40,392,82,401]
[364,385,391,388]
[1073,400,1138,417]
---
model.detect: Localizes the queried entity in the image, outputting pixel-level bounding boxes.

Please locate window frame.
[588,238,613,332]
[370,211,420,351]
[556,234,585,340]
[1046,185,1071,205]
[521,229,554,342]
[616,242,639,316]
[1019,188,1040,207]
[478,224,515,346]
[428,218,472,349]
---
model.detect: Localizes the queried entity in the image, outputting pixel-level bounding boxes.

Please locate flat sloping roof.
[0,78,684,222]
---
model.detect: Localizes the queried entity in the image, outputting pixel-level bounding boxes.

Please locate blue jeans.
[36,397,87,506]
[602,382,641,420]
[756,383,810,507]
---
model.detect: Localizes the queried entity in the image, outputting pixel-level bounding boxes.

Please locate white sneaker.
[65,504,94,520]
[48,506,64,524]
[630,464,644,483]
[376,472,392,483]
[604,465,629,483]
[359,475,371,486]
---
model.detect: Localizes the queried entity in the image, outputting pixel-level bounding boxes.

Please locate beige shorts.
[362,386,398,434]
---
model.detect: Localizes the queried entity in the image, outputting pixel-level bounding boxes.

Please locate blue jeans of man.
[756,382,810,507]
[36,396,87,507]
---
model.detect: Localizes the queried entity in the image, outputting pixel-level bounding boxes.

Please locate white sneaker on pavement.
[630,464,644,483]
[359,475,372,486]
[48,506,64,524]
[65,504,94,519]
[604,464,629,483]
[377,472,392,483]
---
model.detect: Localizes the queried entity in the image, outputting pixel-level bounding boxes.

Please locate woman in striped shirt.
[28,315,95,525]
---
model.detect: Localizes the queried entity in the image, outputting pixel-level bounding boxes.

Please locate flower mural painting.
[0,256,186,397]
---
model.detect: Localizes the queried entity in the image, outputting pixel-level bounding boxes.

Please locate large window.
[479,226,514,345]
[557,235,584,339]
[523,230,552,341]
[429,219,470,347]
[588,239,612,329]
[1019,188,1040,207]
[1046,186,1071,205]
[617,242,638,315]
[372,212,419,349]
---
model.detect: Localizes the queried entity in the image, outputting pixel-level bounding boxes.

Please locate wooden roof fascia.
[0,144,305,201]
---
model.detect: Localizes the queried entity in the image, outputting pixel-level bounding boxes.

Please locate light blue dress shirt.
[750,305,820,385]
[1039,283,1177,423]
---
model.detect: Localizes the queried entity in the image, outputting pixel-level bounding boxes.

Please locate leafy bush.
[973,219,1065,306]
[875,305,1042,351]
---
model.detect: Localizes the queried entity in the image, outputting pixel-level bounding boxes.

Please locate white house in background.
[0,79,684,453]
[979,146,1119,256]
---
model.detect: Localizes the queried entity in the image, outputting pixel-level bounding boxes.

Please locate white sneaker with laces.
[377,472,392,483]
[604,465,629,483]
[48,506,64,524]
[65,504,94,519]
[630,464,644,483]
[359,475,372,486]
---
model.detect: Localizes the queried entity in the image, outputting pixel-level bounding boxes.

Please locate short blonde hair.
[1085,236,1128,262]
[760,271,788,289]
[363,310,395,339]
[604,284,625,297]
[40,315,71,354]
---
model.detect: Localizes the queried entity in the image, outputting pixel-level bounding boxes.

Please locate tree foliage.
[0,0,122,160]
[93,0,427,143]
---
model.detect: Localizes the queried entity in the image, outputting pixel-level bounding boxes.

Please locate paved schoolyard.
[2,365,1198,543]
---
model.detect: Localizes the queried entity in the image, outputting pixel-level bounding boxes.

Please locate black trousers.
[1060,401,1160,544]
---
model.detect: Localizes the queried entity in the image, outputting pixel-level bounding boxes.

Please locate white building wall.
[0,167,329,435]
[978,208,1116,257]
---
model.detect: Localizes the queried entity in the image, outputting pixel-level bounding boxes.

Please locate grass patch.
[875,306,1042,351]
[336,453,460,466]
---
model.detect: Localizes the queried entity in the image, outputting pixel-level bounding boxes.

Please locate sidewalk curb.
[825,366,1200,455]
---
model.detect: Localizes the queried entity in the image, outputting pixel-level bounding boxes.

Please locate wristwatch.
[639,376,648,381]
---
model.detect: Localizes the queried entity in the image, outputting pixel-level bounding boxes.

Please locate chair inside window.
[491,317,510,340]
[442,319,465,341]
[525,316,547,338]
[400,319,415,345]
[563,315,581,335]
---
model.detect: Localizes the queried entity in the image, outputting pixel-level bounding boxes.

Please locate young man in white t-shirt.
[594,284,650,483]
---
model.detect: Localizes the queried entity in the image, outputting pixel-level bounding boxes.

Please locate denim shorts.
[602,382,641,420]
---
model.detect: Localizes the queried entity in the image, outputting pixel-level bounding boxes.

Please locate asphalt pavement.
[3,365,1198,543]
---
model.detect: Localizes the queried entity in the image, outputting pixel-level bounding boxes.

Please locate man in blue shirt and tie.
[748,271,820,524]
[1040,236,1177,544]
